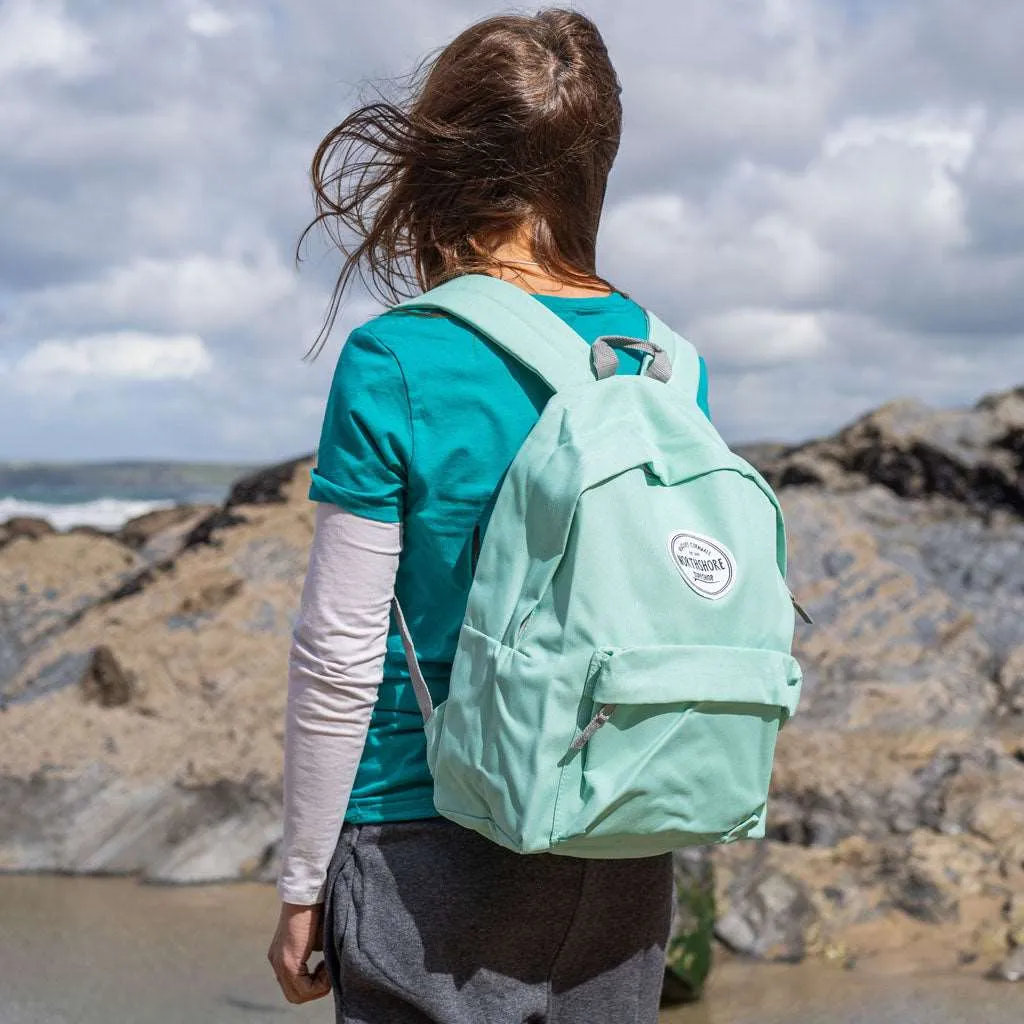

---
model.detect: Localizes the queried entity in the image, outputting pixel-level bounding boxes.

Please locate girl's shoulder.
[363,304,478,342]
[346,306,519,392]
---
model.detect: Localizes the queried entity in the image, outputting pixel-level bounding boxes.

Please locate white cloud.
[688,310,829,369]
[822,109,980,165]
[16,332,213,382]
[601,189,835,316]
[2,0,1024,458]
[186,4,236,39]
[604,105,989,333]
[21,243,297,334]
[800,109,982,252]
[0,0,96,80]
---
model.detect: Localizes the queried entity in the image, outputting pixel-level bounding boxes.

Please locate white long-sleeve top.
[277,503,401,905]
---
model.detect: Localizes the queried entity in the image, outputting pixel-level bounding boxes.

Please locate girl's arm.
[276,502,401,906]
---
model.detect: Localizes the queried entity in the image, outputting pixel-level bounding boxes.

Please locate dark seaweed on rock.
[180,456,311,551]
[224,456,310,510]
[752,389,1024,516]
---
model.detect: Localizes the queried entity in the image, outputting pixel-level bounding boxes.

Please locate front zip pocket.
[553,644,802,844]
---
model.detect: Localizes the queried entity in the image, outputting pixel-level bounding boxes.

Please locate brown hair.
[299,8,623,354]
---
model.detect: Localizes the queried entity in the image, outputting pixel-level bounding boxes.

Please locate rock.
[175,575,244,619]
[1001,833,1024,891]
[768,743,1024,853]
[145,807,280,885]
[224,456,309,510]
[997,648,1024,716]
[756,390,1024,516]
[714,848,818,962]
[18,651,93,704]
[181,509,248,551]
[0,531,143,705]
[178,456,311,551]
[885,863,960,924]
[967,921,1011,965]
[100,565,163,604]
[1005,894,1024,947]
[68,525,110,541]
[0,764,282,884]
[990,946,1024,982]
[777,488,1001,737]
[79,646,135,707]
[1,458,312,838]
[114,505,215,553]
[0,517,55,548]
[733,385,1024,971]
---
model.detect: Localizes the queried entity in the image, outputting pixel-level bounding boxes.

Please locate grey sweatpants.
[322,819,673,1024]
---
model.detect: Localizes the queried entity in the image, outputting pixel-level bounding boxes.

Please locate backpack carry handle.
[591,336,673,383]
[644,312,703,403]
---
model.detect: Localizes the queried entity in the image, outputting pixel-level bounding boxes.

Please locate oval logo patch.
[669,532,737,601]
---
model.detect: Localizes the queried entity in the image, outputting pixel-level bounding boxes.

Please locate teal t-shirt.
[310,288,711,823]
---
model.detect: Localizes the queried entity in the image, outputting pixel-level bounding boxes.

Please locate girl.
[268,9,711,1023]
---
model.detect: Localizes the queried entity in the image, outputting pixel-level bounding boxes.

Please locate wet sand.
[663,960,1022,1024]
[0,876,1019,1023]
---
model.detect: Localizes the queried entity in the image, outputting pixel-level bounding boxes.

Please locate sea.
[0,461,257,531]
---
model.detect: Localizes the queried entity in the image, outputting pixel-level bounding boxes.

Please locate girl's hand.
[267,902,331,1004]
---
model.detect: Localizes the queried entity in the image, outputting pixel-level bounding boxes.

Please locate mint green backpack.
[392,274,803,859]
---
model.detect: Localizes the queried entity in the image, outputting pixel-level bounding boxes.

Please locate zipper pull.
[569,704,618,752]
[790,591,814,624]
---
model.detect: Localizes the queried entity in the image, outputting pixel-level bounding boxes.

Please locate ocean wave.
[0,497,178,532]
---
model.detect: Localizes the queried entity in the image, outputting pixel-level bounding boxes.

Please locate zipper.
[564,652,614,756]
[514,610,533,647]
[790,590,814,624]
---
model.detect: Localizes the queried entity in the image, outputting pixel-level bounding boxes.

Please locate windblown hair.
[299,8,623,354]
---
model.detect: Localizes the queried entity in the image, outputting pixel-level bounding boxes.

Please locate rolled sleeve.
[310,325,413,523]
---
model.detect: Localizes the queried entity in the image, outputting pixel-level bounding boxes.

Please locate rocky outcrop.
[224,456,310,510]
[752,388,1024,515]
[714,391,1024,978]
[3,392,1024,979]
[0,517,55,549]
[0,457,311,884]
[715,850,818,962]
[0,500,218,708]
[0,763,280,885]
[113,504,216,556]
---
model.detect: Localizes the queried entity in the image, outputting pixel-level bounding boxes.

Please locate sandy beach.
[1,875,1021,1024]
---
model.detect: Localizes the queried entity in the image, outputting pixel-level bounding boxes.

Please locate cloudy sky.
[2,0,1024,462]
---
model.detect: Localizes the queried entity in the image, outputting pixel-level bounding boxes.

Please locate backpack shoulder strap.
[644,311,702,402]
[393,274,594,393]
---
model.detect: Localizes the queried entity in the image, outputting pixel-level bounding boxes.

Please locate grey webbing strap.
[391,598,434,723]
[591,336,673,383]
